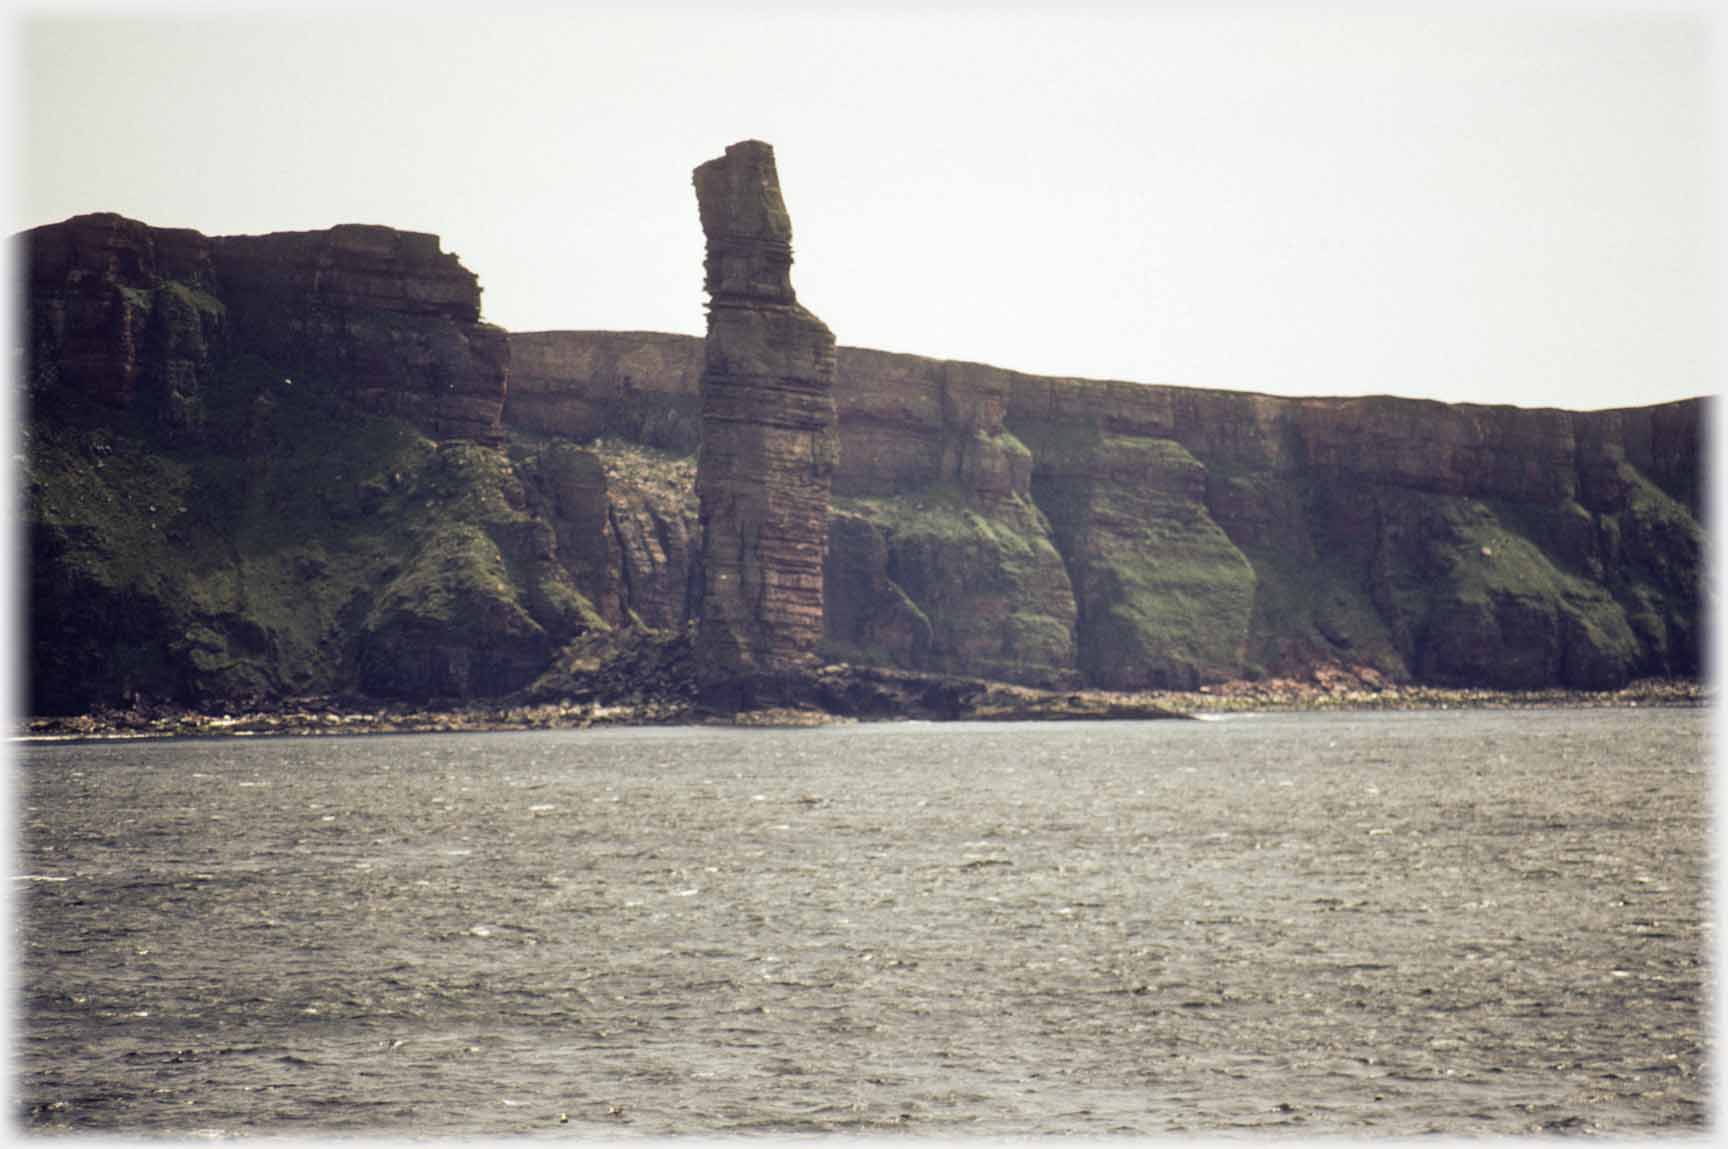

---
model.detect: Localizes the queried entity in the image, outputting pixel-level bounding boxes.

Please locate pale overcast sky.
[12,5,1722,410]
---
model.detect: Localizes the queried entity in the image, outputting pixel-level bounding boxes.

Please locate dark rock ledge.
[19,661,1705,744]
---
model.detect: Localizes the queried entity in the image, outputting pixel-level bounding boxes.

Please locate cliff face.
[1011,380,1703,690]
[507,330,701,451]
[689,141,838,692]
[21,214,596,712]
[211,225,508,444]
[24,213,227,433]
[824,350,1076,686]
[24,212,509,445]
[503,330,1706,693]
[19,209,1707,713]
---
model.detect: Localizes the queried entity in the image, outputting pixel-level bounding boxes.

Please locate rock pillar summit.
[692,140,839,703]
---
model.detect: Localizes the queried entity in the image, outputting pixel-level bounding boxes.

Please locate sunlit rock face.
[823,350,1077,688]
[506,330,703,450]
[691,141,839,692]
[501,326,1706,693]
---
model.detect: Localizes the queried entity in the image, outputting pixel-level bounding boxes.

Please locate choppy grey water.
[14,708,1711,1137]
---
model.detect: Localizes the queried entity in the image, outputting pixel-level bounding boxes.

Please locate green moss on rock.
[1366,491,1643,689]
[26,356,610,711]
[1027,433,1255,690]
[831,485,1078,687]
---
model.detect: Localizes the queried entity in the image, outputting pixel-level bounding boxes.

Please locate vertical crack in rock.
[692,141,838,700]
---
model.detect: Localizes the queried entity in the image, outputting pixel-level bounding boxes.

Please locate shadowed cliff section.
[22,213,597,712]
[25,213,509,445]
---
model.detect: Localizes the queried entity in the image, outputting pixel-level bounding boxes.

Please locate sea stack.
[691,140,838,705]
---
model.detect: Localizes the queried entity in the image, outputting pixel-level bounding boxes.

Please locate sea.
[13,707,1711,1137]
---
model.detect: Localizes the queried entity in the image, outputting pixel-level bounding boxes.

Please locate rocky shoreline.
[16,670,1707,744]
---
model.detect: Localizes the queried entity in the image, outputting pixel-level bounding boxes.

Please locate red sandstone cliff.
[22,214,559,710]
[507,330,701,450]
[690,141,839,694]
[24,214,226,433]
[18,209,1705,708]
[503,330,1705,691]
[24,213,509,445]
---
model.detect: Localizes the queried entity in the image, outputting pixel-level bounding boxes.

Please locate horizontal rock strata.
[507,330,702,450]
[17,209,1707,710]
[21,214,559,712]
[24,213,508,444]
[691,141,838,693]
[503,329,1705,691]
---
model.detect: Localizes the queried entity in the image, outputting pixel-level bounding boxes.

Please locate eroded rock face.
[1021,428,1254,690]
[213,225,508,443]
[822,350,1075,685]
[525,442,624,625]
[22,214,508,444]
[23,213,227,435]
[499,329,1082,688]
[21,201,1706,708]
[1010,384,1706,689]
[503,329,1705,692]
[507,330,703,450]
[23,214,537,711]
[691,141,838,690]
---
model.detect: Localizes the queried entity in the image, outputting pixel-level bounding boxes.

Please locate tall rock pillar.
[692,140,838,703]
